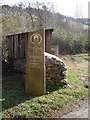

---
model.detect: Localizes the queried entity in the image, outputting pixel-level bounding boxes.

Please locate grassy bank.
[2,54,88,118]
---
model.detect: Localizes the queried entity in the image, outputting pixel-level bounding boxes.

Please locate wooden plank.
[45,31,52,53]
[16,35,18,58]
[23,33,25,58]
[6,36,11,58]
[20,34,22,58]
[48,31,51,53]
[10,35,19,59]
[24,33,28,58]
[18,34,20,58]
[45,31,47,52]
[9,36,12,58]
[13,35,17,59]
[45,31,49,53]
[22,33,25,58]
[20,33,24,59]
[12,36,14,58]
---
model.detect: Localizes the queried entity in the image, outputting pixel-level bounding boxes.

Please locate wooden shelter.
[6,29,53,59]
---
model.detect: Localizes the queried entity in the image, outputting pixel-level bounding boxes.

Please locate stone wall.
[45,52,67,87]
[13,52,67,87]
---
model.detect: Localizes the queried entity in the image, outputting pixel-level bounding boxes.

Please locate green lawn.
[2,54,88,118]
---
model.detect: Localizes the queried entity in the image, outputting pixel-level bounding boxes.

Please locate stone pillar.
[25,29,45,95]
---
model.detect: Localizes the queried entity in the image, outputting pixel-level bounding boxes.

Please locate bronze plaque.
[25,29,45,95]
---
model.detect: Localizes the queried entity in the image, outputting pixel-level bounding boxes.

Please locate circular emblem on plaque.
[30,33,42,44]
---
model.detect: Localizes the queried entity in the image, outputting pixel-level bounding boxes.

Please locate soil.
[51,96,88,118]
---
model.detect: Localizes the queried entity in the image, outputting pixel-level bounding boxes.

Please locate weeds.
[2,54,88,118]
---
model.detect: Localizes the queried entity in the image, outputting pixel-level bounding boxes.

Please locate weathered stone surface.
[25,29,45,95]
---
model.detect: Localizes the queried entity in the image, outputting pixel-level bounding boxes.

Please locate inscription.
[29,46,42,52]
[29,55,42,68]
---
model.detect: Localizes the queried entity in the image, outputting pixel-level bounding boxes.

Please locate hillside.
[2,53,88,118]
[1,3,89,55]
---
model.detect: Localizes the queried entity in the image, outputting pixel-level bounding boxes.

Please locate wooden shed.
[6,28,53,59]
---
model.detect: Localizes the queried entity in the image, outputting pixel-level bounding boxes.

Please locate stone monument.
[25,29,45,95]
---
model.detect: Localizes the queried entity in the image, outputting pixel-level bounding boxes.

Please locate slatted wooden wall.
[7,33,28,59]
[45,30,52,53]
[6,29,53,59]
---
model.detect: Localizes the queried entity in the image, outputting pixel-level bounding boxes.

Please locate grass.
[2,54,88,118]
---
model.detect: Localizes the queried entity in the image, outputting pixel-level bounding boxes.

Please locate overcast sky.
[2,0,90,18]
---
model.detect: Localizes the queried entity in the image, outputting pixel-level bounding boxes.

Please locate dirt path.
[61,99,88,118]
[51,97,88,118]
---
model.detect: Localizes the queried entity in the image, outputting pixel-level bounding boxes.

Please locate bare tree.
[26,3,35,29]
[41,2,55,28]
[33,2,55,28]
[33,1,43,28]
